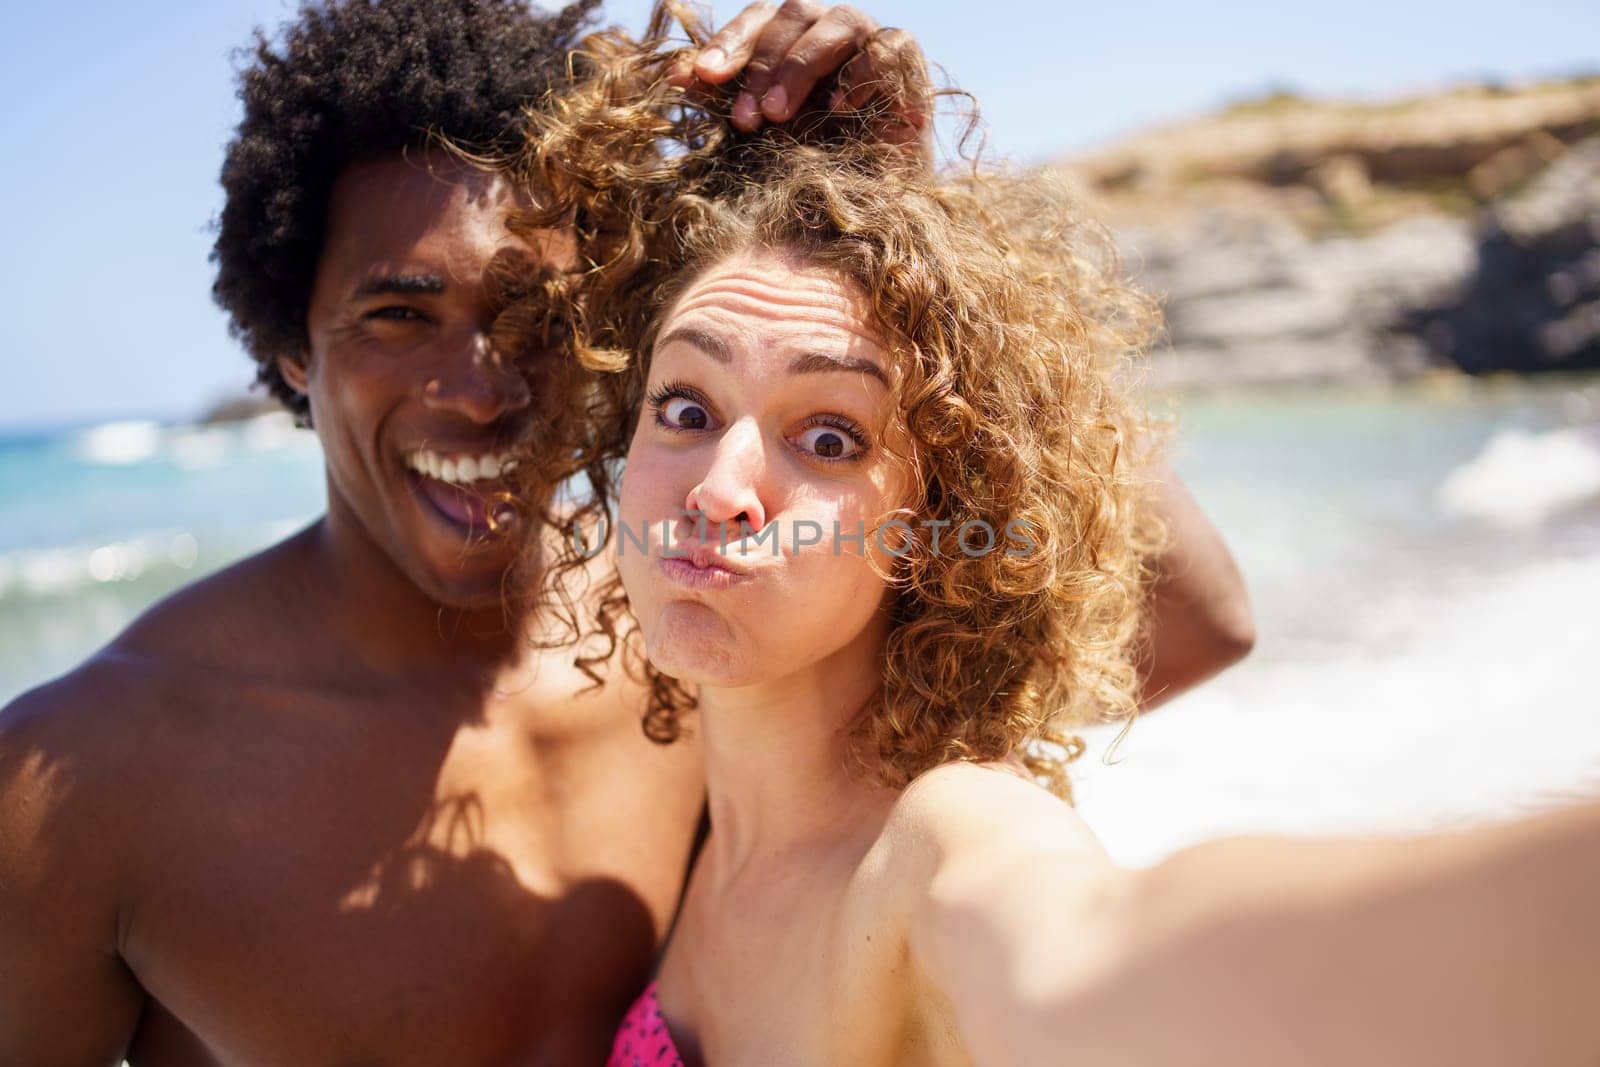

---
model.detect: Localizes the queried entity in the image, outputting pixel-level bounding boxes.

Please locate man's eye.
[794,423,865,461]
[659,396,711,431]
[367,306,426,322]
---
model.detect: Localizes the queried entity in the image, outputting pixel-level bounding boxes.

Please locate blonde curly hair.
[500,7,1168,797]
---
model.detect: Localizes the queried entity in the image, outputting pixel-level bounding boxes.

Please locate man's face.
[286,150,574,610]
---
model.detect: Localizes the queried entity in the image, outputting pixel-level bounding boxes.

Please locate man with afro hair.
[0,0,1028,1061]
[0,0,1254,1061]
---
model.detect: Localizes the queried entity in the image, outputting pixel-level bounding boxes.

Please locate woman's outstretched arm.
[903,765,1600,1066]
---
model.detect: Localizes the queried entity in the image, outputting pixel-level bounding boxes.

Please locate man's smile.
[404,448,522,534]
[404,447,521,483]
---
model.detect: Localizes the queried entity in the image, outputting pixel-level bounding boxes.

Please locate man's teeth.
[405,449,521,485]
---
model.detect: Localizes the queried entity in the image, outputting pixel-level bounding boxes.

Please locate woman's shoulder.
[843,762,1118,1058]
[893,761,1105,858]
[861,761,1112,912]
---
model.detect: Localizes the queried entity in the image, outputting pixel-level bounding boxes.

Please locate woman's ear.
[277,350,310,395]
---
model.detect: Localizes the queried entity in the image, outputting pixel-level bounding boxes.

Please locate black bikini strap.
[655,802,711,975]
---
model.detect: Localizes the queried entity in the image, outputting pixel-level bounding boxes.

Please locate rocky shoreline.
[1056,78,1600,390]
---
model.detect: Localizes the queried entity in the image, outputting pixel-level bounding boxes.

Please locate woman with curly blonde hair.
[502,13,1600,1066]
[513,14,1169,797]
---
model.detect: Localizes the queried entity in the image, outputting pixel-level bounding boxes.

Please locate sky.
[1,0,1595,430]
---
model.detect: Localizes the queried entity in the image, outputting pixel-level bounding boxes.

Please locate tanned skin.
[0,3,1251,1063]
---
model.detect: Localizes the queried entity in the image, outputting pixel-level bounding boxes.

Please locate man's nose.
[684,417,767,536]
[421,332,531,423]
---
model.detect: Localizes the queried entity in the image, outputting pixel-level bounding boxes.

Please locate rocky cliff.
[1053,77,1600,389]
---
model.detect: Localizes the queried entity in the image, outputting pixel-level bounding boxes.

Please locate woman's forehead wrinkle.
[669,272,884,354]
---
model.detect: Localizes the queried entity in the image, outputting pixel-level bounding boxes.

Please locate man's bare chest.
[116,702,700,1064]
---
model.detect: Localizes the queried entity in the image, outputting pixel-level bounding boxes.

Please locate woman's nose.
[685,417,767,536]
[421,332,531,424]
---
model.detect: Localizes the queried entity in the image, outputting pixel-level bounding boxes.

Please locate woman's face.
[616,247,906,689]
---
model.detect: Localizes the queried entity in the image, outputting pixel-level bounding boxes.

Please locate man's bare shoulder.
[0,649,152,1062]
[109,522,325,675]
[0,526,325,814]
[0,647,189,933]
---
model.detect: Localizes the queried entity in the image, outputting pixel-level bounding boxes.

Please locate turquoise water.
[1150,376,1600,656]
[0,414,325,699]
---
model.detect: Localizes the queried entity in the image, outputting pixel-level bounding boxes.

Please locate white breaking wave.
[0,521,306,601]
[1075,546,1600,867]
[73,419,164,465]
[1437,424,1600,528]
[72,412,313,469]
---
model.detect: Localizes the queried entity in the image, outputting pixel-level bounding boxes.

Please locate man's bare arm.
[0,672,145,1064]
[1137,461,1256,710]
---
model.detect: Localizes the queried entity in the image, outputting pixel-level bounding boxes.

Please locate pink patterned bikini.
[608,981,687,1067]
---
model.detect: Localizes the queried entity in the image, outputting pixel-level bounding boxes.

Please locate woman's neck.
[696,625,896,876]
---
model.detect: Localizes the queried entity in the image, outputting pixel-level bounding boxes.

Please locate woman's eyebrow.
[656,325,732,363]
[787,351,887,385]
[657,325,886,384]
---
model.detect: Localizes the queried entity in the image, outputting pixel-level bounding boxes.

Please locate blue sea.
[0,413,325,697]
[3,376,1598,863]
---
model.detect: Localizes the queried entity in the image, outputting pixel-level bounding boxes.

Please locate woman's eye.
[659,396,711,431]
[794,424,862,461]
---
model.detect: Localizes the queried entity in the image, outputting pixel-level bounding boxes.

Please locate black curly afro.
[212,0,600,421]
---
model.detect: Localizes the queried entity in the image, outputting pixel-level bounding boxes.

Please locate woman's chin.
[644,602,763,689]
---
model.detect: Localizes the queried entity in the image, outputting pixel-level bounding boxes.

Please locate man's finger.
[731,0,827,130]
[666,50,699,89]
[760,6,877,123]
[832,49,878,111]
[686,1,778,86]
